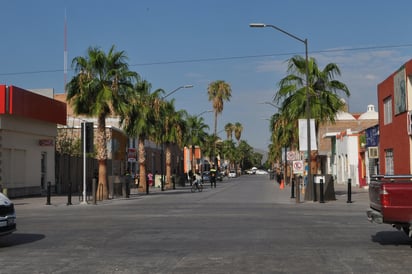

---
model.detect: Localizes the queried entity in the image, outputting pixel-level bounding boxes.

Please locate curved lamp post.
[195,109,213,117]
[259,101,281,110]
[162,85,194,99]
[160,84,194,191]
[250,23,312,202]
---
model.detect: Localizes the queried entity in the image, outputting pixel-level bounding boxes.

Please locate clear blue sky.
[1,0,412,150]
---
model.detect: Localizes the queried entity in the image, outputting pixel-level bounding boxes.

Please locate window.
[385,149,394,175]
[384,97,392,125]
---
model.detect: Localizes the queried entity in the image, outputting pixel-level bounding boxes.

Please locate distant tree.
[224,122,234,140]
[120,80,163,194]
[233,122,243,143]
[160,100,187,189]
[207,80,232,165]
[185,115,210,175]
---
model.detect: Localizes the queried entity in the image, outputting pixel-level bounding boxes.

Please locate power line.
[1,43,412,77]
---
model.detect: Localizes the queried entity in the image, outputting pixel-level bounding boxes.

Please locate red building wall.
[377,60,412,174]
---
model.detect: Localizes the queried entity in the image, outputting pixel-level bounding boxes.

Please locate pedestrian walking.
[210,166,217,188]
[147,171,153,187]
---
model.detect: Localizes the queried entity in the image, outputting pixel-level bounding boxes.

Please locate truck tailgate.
[370,180,412,224]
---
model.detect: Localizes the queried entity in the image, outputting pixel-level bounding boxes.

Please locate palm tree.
[161,100,187,189]
[274,55,350,132]
[185,115,210,176]
[221,139,236,172]
[233,122,243,143]
[207,80,232,166]
[202,133,219,166]
[224,123,234,140]
[273,55,350,185]
[120,80,163,194]
[66,45,137,200]
[269,111,298,183]
[237,140,252,171]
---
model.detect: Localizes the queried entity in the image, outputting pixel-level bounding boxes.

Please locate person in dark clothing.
[276,170,282,185]
[210,166,217,188]
[188,170,193,186]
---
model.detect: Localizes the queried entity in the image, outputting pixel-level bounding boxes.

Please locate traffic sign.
[293,160,304,174]
[127,148,137,162]
[287,151,296,161]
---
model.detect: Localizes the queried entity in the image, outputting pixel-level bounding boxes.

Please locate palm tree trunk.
[213,110,218,166]
[96,114,108,200]
[165,144,172,189]
[138,138,147,194]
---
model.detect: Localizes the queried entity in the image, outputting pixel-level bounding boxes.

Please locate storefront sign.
[39,139,54,146]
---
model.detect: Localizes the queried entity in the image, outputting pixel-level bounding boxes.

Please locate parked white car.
[228,170,236,178]
[255,169,269,175]
[0,192,16,236]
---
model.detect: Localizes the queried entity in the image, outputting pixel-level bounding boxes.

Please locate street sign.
[293,160,304,174]
[287,151,296,161]
[127,148,137,162]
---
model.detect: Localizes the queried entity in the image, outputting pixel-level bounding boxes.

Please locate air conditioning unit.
[368,147,379,159]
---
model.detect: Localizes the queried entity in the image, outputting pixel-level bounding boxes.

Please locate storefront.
[0,85,66,197]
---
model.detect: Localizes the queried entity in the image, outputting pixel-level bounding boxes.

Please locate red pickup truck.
[367,175,412,238]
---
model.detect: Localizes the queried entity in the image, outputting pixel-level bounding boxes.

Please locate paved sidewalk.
[11,186,169,209]
[277,180,369,205]
[10,181,369,209]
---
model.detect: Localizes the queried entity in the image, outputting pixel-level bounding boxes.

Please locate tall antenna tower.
[64,9,68,93]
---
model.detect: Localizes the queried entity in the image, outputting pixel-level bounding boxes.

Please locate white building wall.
[0,115,57,196]
[335,130,360,186]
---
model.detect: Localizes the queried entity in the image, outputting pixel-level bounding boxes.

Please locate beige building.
[0,85,66,197]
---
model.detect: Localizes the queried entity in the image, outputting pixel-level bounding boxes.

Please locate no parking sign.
[293,160,304,174]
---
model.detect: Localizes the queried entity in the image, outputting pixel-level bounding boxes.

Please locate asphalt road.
[1,175,411,274]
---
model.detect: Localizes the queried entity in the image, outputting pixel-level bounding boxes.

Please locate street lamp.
[160,84,194,191]
[162,85,194,99]
[259,101,281,110]
[250,22,312,201]
[195,110,213,117]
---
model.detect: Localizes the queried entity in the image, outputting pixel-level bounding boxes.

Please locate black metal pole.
[46,181,51,205]
[92,178,97,205]
[319,178,325,203]
[296,175,301,204]
[67,181,72,205]
[291,178,295,199]
[161,144,165,191]
[347,178,352,203]
[146,176,149,195]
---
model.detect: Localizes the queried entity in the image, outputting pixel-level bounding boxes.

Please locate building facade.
[377,59,412,175]
[319,104,378,186]
[0,85,66,197]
